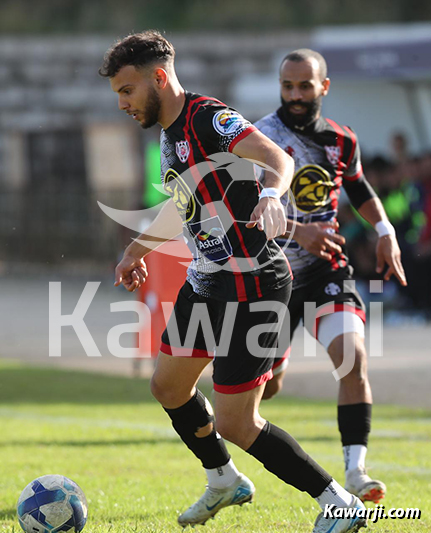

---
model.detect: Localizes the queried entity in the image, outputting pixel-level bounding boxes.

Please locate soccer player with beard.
[100,33,368,532]
[255,49,407,504]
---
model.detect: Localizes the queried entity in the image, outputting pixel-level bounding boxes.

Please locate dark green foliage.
[1,0,430,34]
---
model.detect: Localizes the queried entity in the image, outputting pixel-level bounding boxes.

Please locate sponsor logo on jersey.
[290,165,335,213]
[163,168,196,222]
[324,145,341,166]
[324,282,341,296]
[212,110,245,136]
[196,227,223,241]
[189,216,233,263]
[175,140,190,163]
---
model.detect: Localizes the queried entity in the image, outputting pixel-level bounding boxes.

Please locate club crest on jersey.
[212,110,245,136]
[163,168,195,222]
[324,145,341,166]
[175,140,190,163]
[291,164,335,213]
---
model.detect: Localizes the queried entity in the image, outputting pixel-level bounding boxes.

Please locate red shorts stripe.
[213,368,273,394]
[272,346,291,370]
[160,341,214,359]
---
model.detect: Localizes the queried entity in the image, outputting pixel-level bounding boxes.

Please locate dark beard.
[279,96,322,129]
[140,86,161,129]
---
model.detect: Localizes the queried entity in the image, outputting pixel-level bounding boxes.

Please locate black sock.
[338,403,372,447]
[164,389,231,469]
[247,421,332,497]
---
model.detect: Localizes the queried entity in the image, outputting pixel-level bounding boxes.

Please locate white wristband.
[375,219,395,237]
[259,187,280,200]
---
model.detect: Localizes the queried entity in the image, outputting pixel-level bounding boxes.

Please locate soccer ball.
[17,474,88,532]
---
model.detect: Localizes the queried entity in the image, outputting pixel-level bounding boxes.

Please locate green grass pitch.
[0,359,430,532]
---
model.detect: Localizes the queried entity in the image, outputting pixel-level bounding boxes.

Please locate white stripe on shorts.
[316,311,365,351]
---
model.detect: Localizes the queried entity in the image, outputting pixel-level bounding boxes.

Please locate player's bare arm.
[115,198,183,291]
[357,197,407,286]
[232,130,294,239]
[286,219,346,261]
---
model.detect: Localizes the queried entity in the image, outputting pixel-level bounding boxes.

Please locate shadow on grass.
[1,365,430,419]
[0,367,157,405]
[0,365,214,407]
[0,437,180,448]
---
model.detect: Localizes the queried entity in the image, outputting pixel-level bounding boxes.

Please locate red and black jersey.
[255,111,364,289]
[160,91,290,302]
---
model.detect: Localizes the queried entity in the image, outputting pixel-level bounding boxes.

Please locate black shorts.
[271,265,366,370]
[161,281,291,393]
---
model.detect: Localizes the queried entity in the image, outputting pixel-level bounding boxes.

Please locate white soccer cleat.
[312,496,367,533]
[177,474,255,527]
[345,467,386,504]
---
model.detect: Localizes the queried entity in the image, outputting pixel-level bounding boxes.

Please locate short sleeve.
[192,105,257,153]
[343,127,364,182]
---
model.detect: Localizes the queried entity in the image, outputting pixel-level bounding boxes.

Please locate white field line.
[321,418,431,427]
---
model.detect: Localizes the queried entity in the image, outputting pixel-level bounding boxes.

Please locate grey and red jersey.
[160,92,291,302]
[255,110,364,289]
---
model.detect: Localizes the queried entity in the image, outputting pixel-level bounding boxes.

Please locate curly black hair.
[280,49,328,80]
[99,30,175,78]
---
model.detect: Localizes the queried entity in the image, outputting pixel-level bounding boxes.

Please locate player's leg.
[150,282,250,526]
[261,358,288,399]
[152,351,242,488]
[320,320,385,503]
[214,386,366,532]
[310,268,386,504]
[151,350,210,408]
[211,285,366,533]
[262,287,303,400]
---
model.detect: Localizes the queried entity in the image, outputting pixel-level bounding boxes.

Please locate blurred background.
[1,0,430,405]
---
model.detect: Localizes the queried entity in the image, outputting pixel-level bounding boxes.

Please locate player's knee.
[215,418,243,446]
[340,347,368,384]
[150,375,181,407]
[216,416,259,449]
[150,375,166,403]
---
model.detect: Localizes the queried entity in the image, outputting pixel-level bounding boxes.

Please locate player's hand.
[376,234,407,286]
[246,197,287,240]
[291,221,345,261]
[114,254,148,292]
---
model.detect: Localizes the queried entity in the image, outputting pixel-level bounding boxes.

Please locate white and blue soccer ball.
[17,474,88,533]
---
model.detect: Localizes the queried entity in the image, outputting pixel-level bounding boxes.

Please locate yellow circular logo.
[291,165,334,213]
[163,168,196,222]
